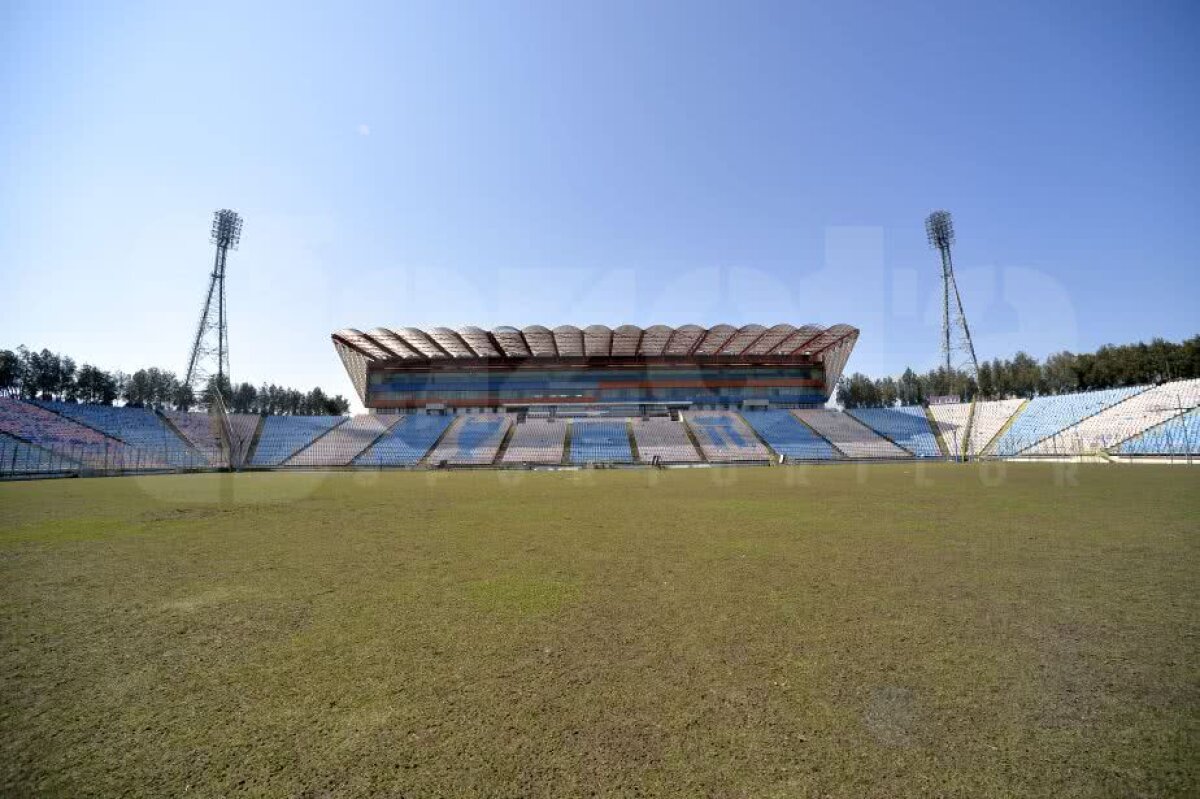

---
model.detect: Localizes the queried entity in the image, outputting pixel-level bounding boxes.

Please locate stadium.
[2,322,1196,474]
[4,4,1199,797]
[1,262,1198,799]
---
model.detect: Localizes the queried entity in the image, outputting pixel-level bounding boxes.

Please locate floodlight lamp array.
[925,210,954,250]
[211,209,244,249]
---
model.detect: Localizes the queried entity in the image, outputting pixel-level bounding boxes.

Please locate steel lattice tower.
[184,210,243,400]
[925,210,979,381]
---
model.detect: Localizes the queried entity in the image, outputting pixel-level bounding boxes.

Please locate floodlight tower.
[925,210,979,381]
[184,209,243,400]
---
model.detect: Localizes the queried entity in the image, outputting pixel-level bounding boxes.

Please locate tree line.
[0,346,351,416]
[836,334,1199,409]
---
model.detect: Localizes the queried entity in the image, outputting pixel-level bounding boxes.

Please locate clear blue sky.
[3,0,1197,410]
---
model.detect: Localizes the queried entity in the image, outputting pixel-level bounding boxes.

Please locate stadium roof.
[332,323,859,403]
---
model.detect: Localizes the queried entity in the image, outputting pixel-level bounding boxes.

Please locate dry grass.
[1,463,1197,797]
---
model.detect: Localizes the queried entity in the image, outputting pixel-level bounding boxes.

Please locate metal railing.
[0,438,213,479]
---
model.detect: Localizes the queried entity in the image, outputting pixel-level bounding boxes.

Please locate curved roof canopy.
[331,323,859,403]
[334,323,856,363]
[336,321,854,362]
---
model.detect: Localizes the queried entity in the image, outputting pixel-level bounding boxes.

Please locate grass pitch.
[1,463,1197,798]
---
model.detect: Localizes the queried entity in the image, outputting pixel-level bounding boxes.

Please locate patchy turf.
[0,463,1197,798]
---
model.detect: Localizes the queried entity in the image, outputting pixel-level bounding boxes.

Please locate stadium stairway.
[240,415,266,465]
[974,399,1026,456]
[626,421,641,463]
[680,417,709,463]
[923,404,955,458]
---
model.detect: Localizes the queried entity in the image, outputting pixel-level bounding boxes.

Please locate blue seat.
[992,387,1145,455]
[33,400,203,467]
[741,410,837,460]
[249,415,344,465]
[1115,408,1200,455]
[570,421,632,463]
[355,415,453,465]
[847,406,940,457]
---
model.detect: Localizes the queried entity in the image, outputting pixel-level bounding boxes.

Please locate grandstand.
[741,410,838,461]
[569,419,634,464]
[501,419,567,465]
[793,409,909,459]
[846,406,941,457]
[989,386,1148,456]
[5,376,1200,478]
[427,414,511,465]
[630,418,701,464]
[332,323,859,413]
[684,411,771,462]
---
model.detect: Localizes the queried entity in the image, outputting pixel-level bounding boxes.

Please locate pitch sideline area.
[1,465,1196,797]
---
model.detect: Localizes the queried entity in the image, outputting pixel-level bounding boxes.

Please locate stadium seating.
[249,415,345,466]
[684,411,771,462]
[792,409,908,458]
[989,386,1147,455]
[630,418,701,463]
[740,410,838,461]
[846,406,941,457]
[1025,379,1200,455]
[1115,408,1200,456]
[428,414,511,465]
[927,402,971,457]
[33,400,202,467]
[501,419,566,464]
[286,415,399,466]
[0,398,125,464]
[569,419,634,464]
[355,414,453,466]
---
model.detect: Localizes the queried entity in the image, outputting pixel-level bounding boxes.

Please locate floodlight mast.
[925,210,979,381]
[184,209,242,400]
